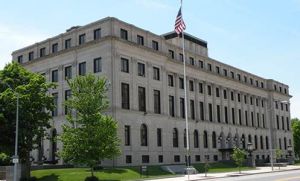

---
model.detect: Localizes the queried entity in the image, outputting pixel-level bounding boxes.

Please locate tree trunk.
[91,167,94,177]
[21,152,31,179]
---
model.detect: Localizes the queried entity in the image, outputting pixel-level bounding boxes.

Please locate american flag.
[174,7,186,34]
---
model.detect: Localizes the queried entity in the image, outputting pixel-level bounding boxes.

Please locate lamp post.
[1,82,20,181]
[287,145,293,165]
[247,142,255,167]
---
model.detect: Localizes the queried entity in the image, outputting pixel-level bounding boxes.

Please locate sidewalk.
[147,165,300,181]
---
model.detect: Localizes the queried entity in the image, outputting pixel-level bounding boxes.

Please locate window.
[52,93,58,117]
[199,60,204,68]
[212,132,217,148]
[173,128,178,147]
[153,90,161,114]
[217,105,221,123]
[223,90,227,99]
[126,155,132,164]
[138,86,146,112]
[224,107,228,124]
[179,77,184,89]
[216,88,220,97]
[157,128,162,147]
[250,97,253,105]
[138,62,145,77]
[140,124,148,146]
[169,50,174,59]
[180,98,185,118]
[200,101,204,120]
[251,112,254,126]
[120,29,128,40]
[203,131,208,148]
[244,95,247,104]
[121,58,129,73]
[245,111,248,126]
[266,137,269,149]
[51,70,58,82]
[93,57,102,73]
[261,82,264,88]
[121,83,130,109]
[94,28,101,40]
[250,78,253,85]
[190,57,194,65]
[195,155,201,162]
[237,74,241,81]
[179,53,184,62]
[142,155,149,163]
[223,69,228,76]
[231,71,235,79]
[125,125,130,146]
[79,34,85,45]
[17,55,23,63]
[40,47,46,57]
[207,63,212,71]
[65,39,71,49]
[28,51,34,61]
[64,66,72,80]
[158,155,163,163]
[52,43,58,53]
[262,114,265,128]
[194,130,199,148]
[79,62,86,76]
[282,116,285,130]
[169,96,175,117]
[190,100,195,120]
[260,136,264,149]
[174,155,180,162]
[137,35,144,45]
[232,108,235,124]
[199,83,203,93]
[207,85,212,96]
[287,117,290,131]
[216,66,220,74]
[153,67,160,80]
[168,75,174,87]
[152,40,159,50]
[184,129,187,148]
[239,109,242,125]
[257,113,260,127]
[254,135,258,149]
[231,91,234,101]
[208,103,213,122]
[65,90,71,114]
[238,93,241,102]
[244,76,248,83]
[276,115,280,129]
[189,80,194,91]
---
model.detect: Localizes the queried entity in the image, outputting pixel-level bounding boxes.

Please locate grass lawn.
[193,162,255,173]
[295,160,300,165]
[31,166,174,181]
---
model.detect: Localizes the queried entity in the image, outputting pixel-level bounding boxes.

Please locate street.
[207,170,300,181]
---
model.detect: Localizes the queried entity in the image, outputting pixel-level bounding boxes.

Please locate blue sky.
[0,0,299,118]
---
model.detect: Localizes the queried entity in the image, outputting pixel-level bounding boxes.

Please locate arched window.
[260,136,264,149]
[254,135,258,149]
[173,128,178,147]
[266,136,269,150]
[140,124,148,146]
[242,134,246,149]
[212,132,217,148]
[51,129,57,162]
[203,131,208,148]
[184,129,187,148]
[194,130,199,148]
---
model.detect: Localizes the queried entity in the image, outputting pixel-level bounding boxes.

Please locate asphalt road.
[207,170,300,181]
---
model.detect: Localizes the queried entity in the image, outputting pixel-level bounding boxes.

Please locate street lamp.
[1,82,20,181]
[247,142,255,167]
[287,145,293,156]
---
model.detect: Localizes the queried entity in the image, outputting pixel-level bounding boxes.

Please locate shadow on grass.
[37,174,59,181]
[101,169,127,174]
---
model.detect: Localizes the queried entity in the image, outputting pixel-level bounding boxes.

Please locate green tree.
[60,74,120,178]
[232,147,247,173]
[275,149,283,170]
[292,118,300,158]
[0,62,55,179]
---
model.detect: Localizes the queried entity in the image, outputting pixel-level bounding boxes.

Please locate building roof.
[162,31,208,48]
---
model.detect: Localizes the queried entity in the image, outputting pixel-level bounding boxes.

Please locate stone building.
[12,17,293,166]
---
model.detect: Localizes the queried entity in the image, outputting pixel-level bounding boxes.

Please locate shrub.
[0,152,10,166]
[20,177,37,181]
[93,166,103,171]
[85,176,100,181]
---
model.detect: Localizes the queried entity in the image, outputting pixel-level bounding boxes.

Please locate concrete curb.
[189,167,300,181]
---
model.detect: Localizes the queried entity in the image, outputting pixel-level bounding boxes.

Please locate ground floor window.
[142,155,149,163]
[158,155,163,163]
[126,155,132,164]
[174,155,180,162]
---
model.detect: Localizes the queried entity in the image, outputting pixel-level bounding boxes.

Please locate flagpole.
[180,1,190,180]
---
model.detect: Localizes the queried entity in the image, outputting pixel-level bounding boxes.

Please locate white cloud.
[0,23,49,69]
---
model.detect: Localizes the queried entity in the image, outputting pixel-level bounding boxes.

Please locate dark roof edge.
[162,31,207,48]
